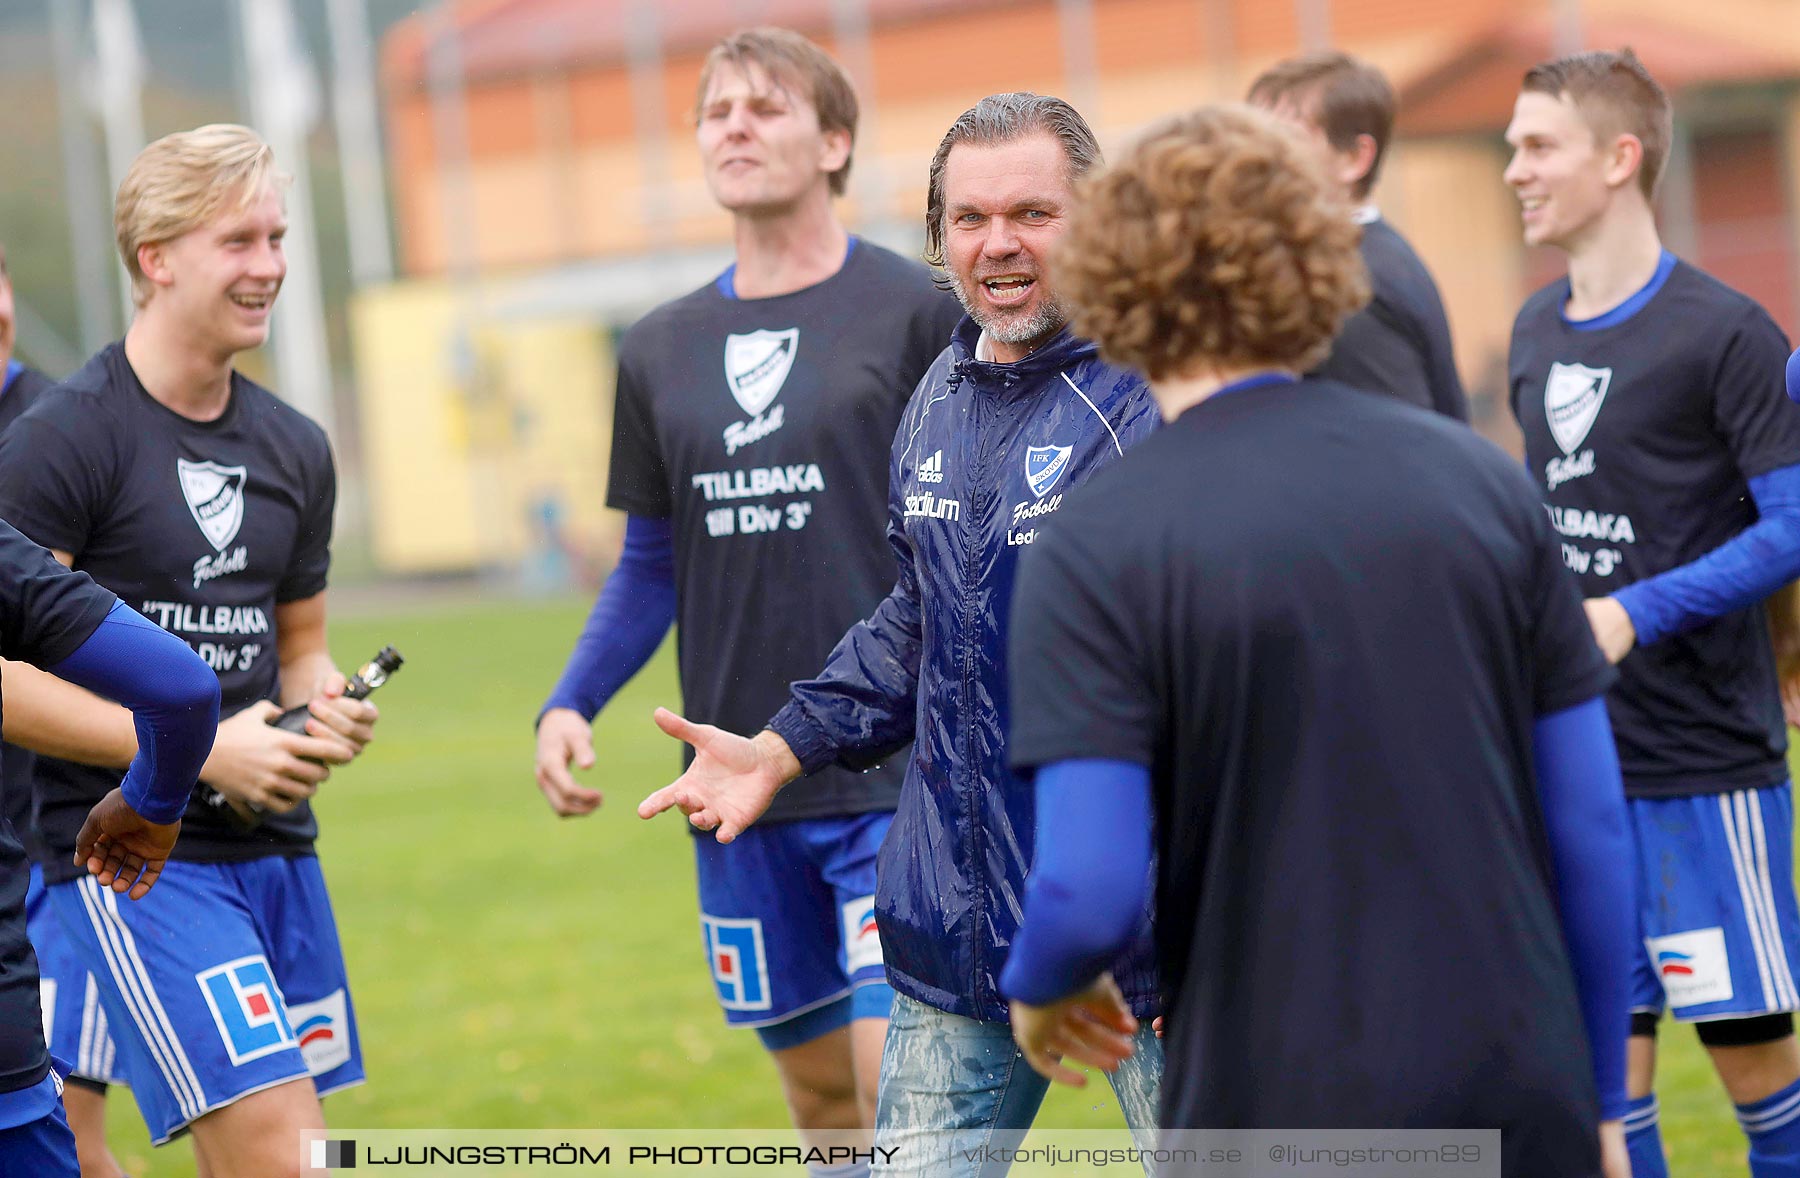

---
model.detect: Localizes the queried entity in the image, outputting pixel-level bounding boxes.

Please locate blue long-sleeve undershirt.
[1002,703,1633,1122]
[540,514,677,722]
[1534,696,1634,1123]
[47,601,221,824]
[1613,463,1800,646]
[999,759,1152,1006]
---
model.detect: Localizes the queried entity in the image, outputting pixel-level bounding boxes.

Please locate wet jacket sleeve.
[767,419,924,775]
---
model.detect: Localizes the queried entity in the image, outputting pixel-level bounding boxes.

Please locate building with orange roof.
[354,0,1800,571]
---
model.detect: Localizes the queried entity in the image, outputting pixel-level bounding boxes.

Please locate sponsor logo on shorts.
[1648,928,1734,1009]
[288,989,352,1076]
[701,915,772,1011]
[841,897,883,976]
[196,955,297,1066]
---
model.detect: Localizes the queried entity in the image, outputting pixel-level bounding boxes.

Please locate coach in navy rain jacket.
[764,315,1162,1023]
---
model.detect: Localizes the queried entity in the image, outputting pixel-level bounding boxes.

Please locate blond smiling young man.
[0,125,377,1178]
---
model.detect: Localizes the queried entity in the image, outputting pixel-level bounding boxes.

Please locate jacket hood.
[948,318,1100,392]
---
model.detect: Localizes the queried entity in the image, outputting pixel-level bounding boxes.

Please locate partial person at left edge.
[0,517,221,1178]
[0,239,138,1178]
[0,243,56,435]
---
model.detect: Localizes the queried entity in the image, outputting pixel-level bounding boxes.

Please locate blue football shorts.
[25,865,125,1087]
[692,811,894,1049]
[1629,782,1800,1022]
[46,855,362,1144]
[0,1072,77,1178]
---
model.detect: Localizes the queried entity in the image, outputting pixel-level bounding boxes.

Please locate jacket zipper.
[960,378,989,1013]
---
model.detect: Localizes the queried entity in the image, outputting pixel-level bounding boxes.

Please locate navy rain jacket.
[769,318,1162,1021]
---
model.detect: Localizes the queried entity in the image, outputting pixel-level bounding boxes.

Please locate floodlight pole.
[91,0,146,332]
[831,0,895,223]
[626,0,672,249]
[1553,0,1584,56]
[241,0,337,438]
[1297,0,1331,51]
[48,0,117,350]
[327,0,395,287]
[1057,0,1101,133]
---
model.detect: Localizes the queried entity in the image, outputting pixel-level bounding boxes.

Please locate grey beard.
[948,273,1067,347]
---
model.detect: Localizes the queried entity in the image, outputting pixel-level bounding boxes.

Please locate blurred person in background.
[532,28,960,1170]
[0,124,378,1178]
[1249,51,1469,422]
[638,93,1164,1177]
[0,242,133,1178]
[1506,49,1800,1178]
[0,245,56,433]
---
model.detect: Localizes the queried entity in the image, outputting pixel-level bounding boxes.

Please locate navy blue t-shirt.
[0,343,335,879]
[1009,380,1613,1173]
[0,518,115,1093]
[1511,257,1800,798]
[0,360,58,861]
[1314,215,1468,421]
[607,239,962,822]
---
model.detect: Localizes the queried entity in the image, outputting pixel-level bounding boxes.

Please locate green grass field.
[93,593,1753,1174]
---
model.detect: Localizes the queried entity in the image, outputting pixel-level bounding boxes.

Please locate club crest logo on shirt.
[178,459,248,551]
[1544,362,1613,456]
[1025,444,1072,499]
[723,329,799,418]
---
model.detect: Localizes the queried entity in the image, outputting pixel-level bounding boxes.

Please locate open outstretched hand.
[636,709,800,843]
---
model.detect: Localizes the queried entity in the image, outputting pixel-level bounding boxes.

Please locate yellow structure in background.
[357,0,1800,574]
[350,283,618,576]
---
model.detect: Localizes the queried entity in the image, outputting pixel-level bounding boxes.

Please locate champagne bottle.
[193,646,405,831]
[270,646,404,734]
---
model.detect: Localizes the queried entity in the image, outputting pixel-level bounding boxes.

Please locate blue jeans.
[873,992,1163,1177]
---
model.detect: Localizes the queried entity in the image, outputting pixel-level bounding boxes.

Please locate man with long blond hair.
[0,124,377,1178]
[533,29,958,1166]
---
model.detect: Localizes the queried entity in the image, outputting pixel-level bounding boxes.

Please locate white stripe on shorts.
[77,974,101,1078]
[1744,791,1799,1009]
[77,879,205,1119]
[1721,792,1779,1010]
